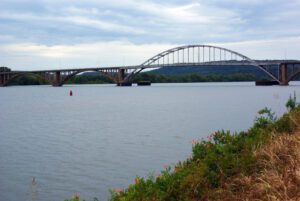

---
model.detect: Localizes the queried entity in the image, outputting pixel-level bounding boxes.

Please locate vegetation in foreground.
[68,94,300,201]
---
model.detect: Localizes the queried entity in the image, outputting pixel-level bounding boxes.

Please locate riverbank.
[65,95,300,201]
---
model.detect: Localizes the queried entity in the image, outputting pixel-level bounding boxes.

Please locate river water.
[0,82,299,201]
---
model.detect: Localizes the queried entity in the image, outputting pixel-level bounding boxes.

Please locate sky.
[0,0,300,70]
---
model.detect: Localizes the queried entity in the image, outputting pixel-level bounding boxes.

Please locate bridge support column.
[0,74,8,87]
[279,64,289,85]
[53,71,62,86]
[117,69,132,86]
[0,74,4,87]
[118,69,125,82]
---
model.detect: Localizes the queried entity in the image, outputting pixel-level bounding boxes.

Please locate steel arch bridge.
[1,45,299,86]
[123,45,279,83]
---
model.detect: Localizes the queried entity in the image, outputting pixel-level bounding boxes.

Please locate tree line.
[6,72,257,86]
[133,73,256,83]
[0,66,11,72]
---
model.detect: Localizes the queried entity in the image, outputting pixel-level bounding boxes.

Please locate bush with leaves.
[286,92,297,111]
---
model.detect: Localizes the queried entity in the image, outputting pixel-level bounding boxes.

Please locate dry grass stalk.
[219,129,300,201]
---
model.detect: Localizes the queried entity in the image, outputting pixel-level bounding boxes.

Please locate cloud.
[0,41,178,69]
[150,2,242,24]
[63,6,100,15]
[0,0,300,69]
[1,36,300,70]
[212,36,300,60]
[0,34,15,41]
[0,12,145,34]
[0,0,246,43]
[62,16,145,34]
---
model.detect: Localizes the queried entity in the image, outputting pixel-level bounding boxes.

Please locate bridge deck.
[2,61,299,75]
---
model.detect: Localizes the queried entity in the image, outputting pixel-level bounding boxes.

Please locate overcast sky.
[1,0,300,70]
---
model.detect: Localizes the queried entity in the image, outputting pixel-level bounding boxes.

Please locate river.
[0,82,299,201]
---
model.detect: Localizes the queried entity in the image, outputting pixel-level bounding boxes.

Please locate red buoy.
[70,90,73,96]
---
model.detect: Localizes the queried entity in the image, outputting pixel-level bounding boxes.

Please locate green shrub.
[275,113,295,133]
[286,92,297,111]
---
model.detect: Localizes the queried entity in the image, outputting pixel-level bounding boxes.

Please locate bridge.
[1,45,300,86]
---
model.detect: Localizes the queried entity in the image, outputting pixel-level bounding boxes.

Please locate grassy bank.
[66,95,300,201]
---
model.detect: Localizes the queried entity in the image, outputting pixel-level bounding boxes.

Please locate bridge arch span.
[125,44,279,83]
[1,69,120,86]
[60,69,118,85]
[287,69,300,83]
[3,72,54,86]
[141,45,255,66]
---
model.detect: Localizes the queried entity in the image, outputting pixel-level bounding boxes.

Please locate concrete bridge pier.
[53,71,62,86]
[0,74,8,87]
[279,64,289,86]
[0,74,4,86]
[117,69,132,86]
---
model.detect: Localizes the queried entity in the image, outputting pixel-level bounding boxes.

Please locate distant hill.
[80,72,104,76]
[80,60,300,81]
[148,60,300,80]
[79,67,272,81]
[148,65,271,80]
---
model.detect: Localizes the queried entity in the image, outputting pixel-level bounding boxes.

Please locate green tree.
[0,66,11,72]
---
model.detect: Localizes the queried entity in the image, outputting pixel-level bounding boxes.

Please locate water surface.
[0,82,299,201]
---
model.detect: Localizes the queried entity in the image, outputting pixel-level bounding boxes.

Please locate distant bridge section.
[1,45,300,86]
[0,66,139,87]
